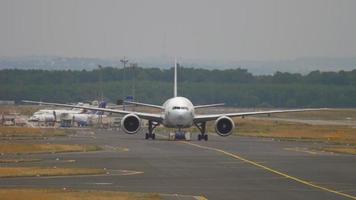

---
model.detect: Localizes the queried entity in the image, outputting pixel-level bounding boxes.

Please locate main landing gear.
[145,120,159,140]
[194,122,208,141]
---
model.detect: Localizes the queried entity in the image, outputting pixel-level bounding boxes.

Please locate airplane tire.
[198,134,202,141]
[204,134,208,141]
[145,133,149,139]
[152,134,156,140]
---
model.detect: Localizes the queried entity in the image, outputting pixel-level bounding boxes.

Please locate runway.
[1,129,356,200]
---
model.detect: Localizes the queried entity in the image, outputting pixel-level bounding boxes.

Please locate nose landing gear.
[194,122,208,141]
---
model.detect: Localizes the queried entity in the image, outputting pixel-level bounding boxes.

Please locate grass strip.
[0,144,101,154]
[321,147,356,155]
[232,118,356,144]
[0,127,67,138]
[0,189,161,200]
[0,167,106,178]
[0,159,41,163]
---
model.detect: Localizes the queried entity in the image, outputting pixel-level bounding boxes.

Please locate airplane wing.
[123,101,163,109]
[23,100,163,122]
[194,103,225,109]
[194,108,329,123]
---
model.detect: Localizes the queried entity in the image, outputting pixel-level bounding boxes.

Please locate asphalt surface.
[1,129,356,200]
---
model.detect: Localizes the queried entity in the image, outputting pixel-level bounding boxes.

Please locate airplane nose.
[177,113,184,120]
[176,111,190,122]
[166,109,192,128]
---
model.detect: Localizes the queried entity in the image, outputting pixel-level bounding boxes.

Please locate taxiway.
[1,129,356,200]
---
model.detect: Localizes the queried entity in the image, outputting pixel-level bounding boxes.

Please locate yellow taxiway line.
[181,141,356,200]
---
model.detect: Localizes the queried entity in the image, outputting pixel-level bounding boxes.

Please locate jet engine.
[121,114,141,134]
[215,116,235,136]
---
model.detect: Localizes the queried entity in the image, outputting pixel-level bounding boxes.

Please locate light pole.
[130,63,138,103]
[98,65,103,101]
[97,64,103,127]
[120,56,128,110]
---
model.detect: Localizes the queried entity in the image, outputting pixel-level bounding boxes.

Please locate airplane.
[29,108,83,122]
[61,112,107,127]
[63,102,108,126]
[29,102,106,123]
[23,59,327,141]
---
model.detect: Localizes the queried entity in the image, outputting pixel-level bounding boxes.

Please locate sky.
[0,0,355,61]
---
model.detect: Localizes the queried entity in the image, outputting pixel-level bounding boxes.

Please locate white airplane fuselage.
[30,109,82,122]
[162,96,195,128]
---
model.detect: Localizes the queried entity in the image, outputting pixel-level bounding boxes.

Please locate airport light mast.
[98,64,103,101]
[130,63,138,104]
[120,56,129,110]
[97,64,103,127]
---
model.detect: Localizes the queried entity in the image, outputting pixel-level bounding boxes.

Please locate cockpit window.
[172,106,188,110]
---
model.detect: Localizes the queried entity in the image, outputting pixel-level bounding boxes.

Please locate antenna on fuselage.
[174,57,178,97]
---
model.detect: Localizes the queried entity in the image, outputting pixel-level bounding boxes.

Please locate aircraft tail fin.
[95,101,107,115]
[174,58,178,97]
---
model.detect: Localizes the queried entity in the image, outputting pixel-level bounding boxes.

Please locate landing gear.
[204,134,208,141]
[145,133,156,139]
[146,120,159,140]
[198,134,208,141]
[194,122,208,141]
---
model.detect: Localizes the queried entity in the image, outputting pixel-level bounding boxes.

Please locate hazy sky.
[0,0,355,61]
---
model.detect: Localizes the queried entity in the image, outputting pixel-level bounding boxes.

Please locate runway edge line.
[181,141,356,200]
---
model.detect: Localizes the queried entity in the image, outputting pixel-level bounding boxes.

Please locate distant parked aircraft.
[29,102,106,123]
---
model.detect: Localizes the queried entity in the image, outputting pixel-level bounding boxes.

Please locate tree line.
[1,67,356,107]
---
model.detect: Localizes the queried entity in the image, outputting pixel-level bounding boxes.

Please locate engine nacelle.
[121,114,141,134]
[214,116,235,136]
